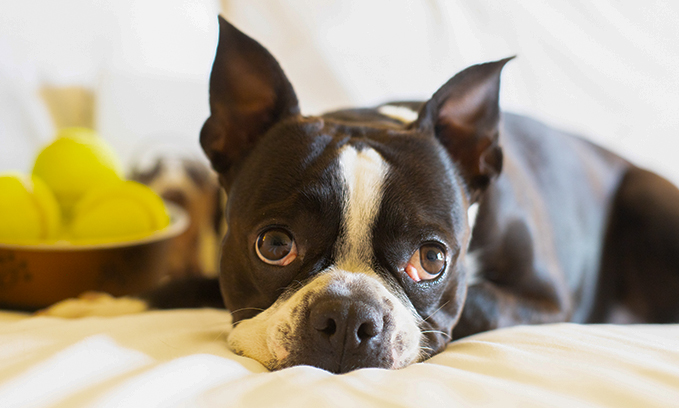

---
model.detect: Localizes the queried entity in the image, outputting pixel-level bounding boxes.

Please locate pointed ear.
[416,57,514,200]
[200,16,300,176]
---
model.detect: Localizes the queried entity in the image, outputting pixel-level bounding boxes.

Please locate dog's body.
[194,17,679,373]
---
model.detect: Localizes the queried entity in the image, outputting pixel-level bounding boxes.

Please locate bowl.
[0,203,189,310]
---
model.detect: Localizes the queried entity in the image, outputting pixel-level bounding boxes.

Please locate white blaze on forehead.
[336,145,389,272]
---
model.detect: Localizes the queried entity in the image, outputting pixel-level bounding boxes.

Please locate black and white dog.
[195,17,679,373]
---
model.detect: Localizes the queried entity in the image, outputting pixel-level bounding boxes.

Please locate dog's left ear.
[200,16,300,178]
[416,57,514,200]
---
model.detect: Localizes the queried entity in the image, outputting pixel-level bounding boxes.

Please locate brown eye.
[405,244,446,282]
[256,228,297,266]
[421,245,445,275]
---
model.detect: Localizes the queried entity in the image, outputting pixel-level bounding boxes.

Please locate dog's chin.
[225,270,425,373]
[227,332,425,373]
[273,350,424,373]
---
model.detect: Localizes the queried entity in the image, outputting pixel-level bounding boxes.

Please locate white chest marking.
[377,105,419,123]
[467,202,479,234]
[465,203,481,285]
[336,146,389,272]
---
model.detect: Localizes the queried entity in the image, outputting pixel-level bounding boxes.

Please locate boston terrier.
[194,16,679,373]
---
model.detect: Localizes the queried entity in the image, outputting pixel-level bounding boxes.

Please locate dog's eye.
[255,228,297,266]
[405,244,446,282]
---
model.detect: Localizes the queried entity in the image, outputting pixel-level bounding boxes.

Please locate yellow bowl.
[0,203,188,310]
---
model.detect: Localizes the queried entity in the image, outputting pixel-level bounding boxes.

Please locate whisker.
[214,329,229,342]
[228,307,266,328]
[291,280,304,288]
[417,346,435,362]
[423,300,451,322]
[421,330,452,340]
[229,307,265,315]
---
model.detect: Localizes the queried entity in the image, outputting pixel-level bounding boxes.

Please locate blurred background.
[2,0,679,183]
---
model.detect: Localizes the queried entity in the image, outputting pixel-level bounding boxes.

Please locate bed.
[2,308,678,407]
[3,2,679,408]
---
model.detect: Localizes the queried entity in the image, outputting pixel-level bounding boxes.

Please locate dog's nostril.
[321,318,337,336]
[357,321,378,340]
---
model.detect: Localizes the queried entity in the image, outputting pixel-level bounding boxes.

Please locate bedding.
[1,309,678,407]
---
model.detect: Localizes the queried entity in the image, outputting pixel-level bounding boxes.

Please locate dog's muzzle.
[225,269,423,373]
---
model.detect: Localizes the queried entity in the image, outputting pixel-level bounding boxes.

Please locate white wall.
[224,0,679,184]
[0,0,219,172]
[2,1,679,184]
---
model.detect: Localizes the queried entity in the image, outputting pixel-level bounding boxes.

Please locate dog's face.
[201,17,509,373]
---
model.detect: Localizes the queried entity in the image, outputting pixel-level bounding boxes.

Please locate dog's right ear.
[200,16,300,178]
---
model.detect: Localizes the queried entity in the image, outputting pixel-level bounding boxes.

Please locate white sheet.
[1,309,678,407]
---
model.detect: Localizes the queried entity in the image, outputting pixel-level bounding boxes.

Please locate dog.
[129,153,224,279]
[45,16,679,372]
[194,16,679,373]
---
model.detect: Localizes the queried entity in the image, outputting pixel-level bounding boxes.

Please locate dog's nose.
[307,297,387,372]
[310,299,384,346]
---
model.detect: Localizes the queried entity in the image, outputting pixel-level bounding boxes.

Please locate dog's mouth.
[225,269,425,373]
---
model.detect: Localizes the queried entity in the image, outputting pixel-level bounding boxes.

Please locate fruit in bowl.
[0,173,62,242]
[0,204,187,310]
[0,128,188,309]
[70,180,170,243]
[32,127,123,218]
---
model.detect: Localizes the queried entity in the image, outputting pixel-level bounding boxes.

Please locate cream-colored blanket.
[1,309,678,407]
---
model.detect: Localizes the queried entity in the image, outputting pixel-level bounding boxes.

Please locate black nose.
[306,297,388,373]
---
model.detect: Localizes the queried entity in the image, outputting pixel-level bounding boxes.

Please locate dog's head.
[201,17,510,373]
[129,154,223,278]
